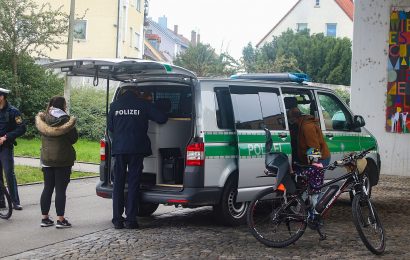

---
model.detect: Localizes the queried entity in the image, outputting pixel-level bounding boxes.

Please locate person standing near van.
[287,106,330,166]
[108,87,167,229]
[0,87,26,210]
[35,96,78,228]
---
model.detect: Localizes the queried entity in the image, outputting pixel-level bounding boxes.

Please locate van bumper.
[96,181,222,206]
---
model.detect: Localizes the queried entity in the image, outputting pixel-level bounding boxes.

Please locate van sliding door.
[229,85,288,202]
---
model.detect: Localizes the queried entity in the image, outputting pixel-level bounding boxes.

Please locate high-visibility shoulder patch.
[15,116,23,124]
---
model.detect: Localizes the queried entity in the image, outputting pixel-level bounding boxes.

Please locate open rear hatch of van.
[46,59,197,192]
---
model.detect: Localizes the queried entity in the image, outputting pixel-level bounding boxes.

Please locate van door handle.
[278,133,287,138]
[326,133,334,138]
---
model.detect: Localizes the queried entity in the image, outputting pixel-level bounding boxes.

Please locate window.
[73,20,87,40]
[282,88,317,118]
[315,0,320,7]
[318,92,352,131]
[129,28,133,47]
[136,0,141,12]
[135,32,140,49]
[297,23,308,32]
[230,86,285,130]
[215,88,235,129]
[259,92,286,130]
[326,23,337,37]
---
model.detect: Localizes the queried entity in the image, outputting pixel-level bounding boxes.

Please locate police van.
[47,59,380,225]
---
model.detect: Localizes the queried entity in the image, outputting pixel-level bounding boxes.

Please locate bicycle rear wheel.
[0,185,13,219]
[352,194,385,255]
[247,188,307,248]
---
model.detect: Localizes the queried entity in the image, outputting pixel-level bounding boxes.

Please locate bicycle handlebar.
[326,146,375,170]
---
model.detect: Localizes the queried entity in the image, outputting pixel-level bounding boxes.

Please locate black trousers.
[112,154,144,225]
[40,167,71,216]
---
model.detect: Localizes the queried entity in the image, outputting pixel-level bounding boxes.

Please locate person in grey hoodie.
[35,96,78,228]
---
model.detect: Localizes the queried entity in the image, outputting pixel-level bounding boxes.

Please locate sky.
[148,0,299,60]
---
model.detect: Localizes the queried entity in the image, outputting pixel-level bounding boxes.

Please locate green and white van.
[48,59,380,226]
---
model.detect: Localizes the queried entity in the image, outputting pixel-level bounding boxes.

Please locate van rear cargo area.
[143,118,192,186]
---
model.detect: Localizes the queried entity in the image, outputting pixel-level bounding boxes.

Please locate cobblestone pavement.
[4,175,410,260]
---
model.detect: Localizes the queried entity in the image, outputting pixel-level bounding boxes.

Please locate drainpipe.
[116,0,121,58]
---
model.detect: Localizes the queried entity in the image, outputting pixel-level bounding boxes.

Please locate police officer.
[0,87,26,210]
[108,87,167,229]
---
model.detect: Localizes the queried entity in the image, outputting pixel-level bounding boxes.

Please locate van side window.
[230,86,285,130]
[259,92,286,130]
[318,92,352,131]
[282,88,317,118]
[215,88,235,129]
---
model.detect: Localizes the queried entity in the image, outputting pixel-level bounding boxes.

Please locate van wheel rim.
[227,190,247,219]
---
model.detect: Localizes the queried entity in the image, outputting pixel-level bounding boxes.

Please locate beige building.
[35,0,145,60]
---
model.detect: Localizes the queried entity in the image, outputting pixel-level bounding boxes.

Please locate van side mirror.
[353,115,366,128]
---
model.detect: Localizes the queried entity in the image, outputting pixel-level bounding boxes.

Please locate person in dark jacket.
[108,87,167,229]
[0,87,26,210]
[35,96,78,228]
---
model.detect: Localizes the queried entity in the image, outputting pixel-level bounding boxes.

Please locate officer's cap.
[0,87,11,96]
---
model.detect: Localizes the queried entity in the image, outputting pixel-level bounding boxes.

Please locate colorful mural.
[387,7,410,133]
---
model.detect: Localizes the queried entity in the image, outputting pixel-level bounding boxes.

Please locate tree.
[0,53,64,137]
[0,0,68,76]
[174,43,239,77]
[242,30,352,85]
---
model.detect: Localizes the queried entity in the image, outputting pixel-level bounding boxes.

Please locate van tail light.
[186,142,204,166]
[100,139,106,161]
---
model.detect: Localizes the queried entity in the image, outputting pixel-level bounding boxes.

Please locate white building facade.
[257,0,353,47]
[351,0,410,176]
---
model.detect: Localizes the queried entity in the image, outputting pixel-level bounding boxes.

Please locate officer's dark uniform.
[108,89,167,228]
[0,94,26,208]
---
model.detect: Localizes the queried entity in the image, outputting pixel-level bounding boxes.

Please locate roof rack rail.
[230,73,310,83]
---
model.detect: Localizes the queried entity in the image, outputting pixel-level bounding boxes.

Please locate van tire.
[213,175,249,226]
[138,202,159,217]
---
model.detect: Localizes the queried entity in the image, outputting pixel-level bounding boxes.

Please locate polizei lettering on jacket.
[115,109,140,116]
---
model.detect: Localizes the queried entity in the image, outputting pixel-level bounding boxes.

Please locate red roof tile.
[335,0,354,21]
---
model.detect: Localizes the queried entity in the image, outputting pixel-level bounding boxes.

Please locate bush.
[70,86,113,141]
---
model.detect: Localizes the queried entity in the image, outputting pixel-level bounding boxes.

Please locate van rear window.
[117,85,192,118]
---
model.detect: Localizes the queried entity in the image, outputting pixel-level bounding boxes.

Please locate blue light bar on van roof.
[230,73,310,83]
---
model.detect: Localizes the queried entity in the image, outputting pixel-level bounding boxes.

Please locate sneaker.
[56,218,72,229]
[41,217,54,227]
[13,204,23,210]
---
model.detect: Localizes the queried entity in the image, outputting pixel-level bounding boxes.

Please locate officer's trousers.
[0,145,20,205]
[112,154,143,225]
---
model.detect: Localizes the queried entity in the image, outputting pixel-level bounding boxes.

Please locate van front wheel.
[214,176,249,226]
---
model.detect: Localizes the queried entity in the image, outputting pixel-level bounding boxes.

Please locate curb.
[17,175,99,187]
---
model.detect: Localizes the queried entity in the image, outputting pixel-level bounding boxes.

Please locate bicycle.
[0,179,13,219]
[247,129,385,255]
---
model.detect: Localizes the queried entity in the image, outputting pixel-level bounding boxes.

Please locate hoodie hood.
[35,112,76,137]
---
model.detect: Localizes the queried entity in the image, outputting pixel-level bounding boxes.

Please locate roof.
[143,39,169,62]
[147,18,189,48]
[335,0,354,21]
[256,0,354,47]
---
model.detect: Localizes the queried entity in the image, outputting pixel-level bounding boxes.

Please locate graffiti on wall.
[387,7,410,133]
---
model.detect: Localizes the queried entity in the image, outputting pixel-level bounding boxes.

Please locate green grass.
[14,138,100,163]
[15,165,98,185]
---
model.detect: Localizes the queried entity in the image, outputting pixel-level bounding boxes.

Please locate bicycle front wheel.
[0,185,12,219]
[247,188,307,248]
[352,194,385,255]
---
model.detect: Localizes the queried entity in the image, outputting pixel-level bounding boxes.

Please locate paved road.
[1,175,409,259]
[0,178,181,258]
